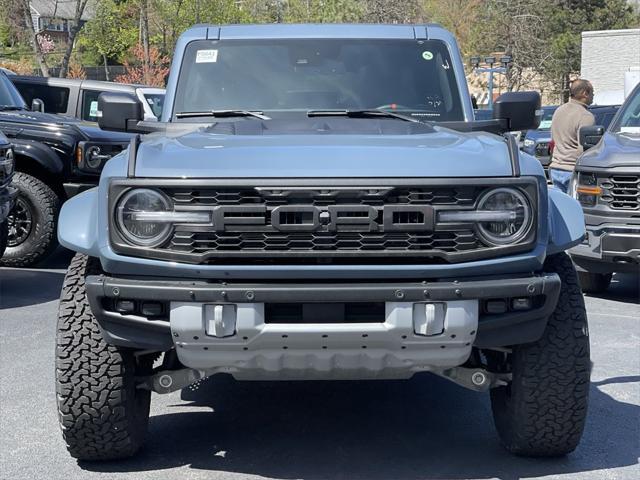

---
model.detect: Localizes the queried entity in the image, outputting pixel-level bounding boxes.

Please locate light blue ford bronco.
[56,24,589,460]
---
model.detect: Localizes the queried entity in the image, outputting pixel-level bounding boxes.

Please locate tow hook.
[138,368,210,394]
[434,367,511,392]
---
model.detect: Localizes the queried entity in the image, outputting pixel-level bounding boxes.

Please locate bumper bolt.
[455,288,462,297]
[527,284,536,293]
[423,289,430,298]
[158,375,173,389]
[112,287,120,296]
[394,290,404,299]
[245,291,255,300]
[471,372,487,386]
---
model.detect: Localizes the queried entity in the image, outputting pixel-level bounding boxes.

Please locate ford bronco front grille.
[171,230,478,253]
[108,179,539,265]
[601,175,640,211]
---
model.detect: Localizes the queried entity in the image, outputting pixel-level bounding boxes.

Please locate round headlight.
[477,188,532,245]
[116,189,172,247]
[85,146,103,169]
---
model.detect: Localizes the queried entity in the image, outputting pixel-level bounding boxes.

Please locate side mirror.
[579,125,605,150]
[98,92,143,132]
[31,98,45,113]
[493,91,541,132]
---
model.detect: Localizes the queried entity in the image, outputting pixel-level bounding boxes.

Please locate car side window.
[13,83,70,114]
[81,89,102,122]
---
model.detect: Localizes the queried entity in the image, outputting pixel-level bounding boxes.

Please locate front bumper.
[570,222,640,274]
[86,272,560,380]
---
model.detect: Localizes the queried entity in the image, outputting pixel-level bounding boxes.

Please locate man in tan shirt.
[549,79,595,193]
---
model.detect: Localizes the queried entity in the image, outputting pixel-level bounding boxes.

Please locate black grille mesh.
[168,187,479,207]
[171,231,479,253]
[158,186,485,259]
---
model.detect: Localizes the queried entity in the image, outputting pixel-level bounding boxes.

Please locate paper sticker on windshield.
[196,49,218,63]
[539,120,552,129]
[422,51,434,61]
[621,126,640,134]
[89,101,99,118]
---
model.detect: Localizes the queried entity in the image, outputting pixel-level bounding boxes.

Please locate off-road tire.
[0,172,60,267]
[56,254,151,461]
[0,220,7,258]
[577,271,612,294]
[490,252,590,457]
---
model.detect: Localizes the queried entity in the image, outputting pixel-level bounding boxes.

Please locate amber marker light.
[576,185,602,195]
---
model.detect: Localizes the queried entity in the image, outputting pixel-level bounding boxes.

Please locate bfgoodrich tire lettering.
[490,252,590,456]
[56,254,151,460]
[1,171,60,267]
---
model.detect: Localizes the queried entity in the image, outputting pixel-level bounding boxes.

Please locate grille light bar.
[438,210,517,222]
[130,211,211,223]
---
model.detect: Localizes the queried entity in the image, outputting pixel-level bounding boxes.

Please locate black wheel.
[1,172,60,267]
[0,220,7,258]
[56,254,151,460]
[577,271,612,294]
[490,252,590,456]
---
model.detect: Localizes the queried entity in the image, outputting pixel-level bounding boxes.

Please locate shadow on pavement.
[0,248,71,309]
[81,373,640,480]
[35,247,74,270]
[585,273,639,304]
[0,268,65,309]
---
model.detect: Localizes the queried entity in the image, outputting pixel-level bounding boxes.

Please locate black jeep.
[0,71,131,266]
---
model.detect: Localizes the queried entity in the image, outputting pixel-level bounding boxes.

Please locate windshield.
[610,86,640,135]
[0,73,27,109]
[143,92,165,118]
[173,39,464,121]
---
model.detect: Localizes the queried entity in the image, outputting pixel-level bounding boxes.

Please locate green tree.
[362,0,425,23]
[283,0,365,22]
[545,0,639,100]
[80,0,137,80]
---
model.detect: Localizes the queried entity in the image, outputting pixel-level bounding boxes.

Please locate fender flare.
[547,188,585,255]
[58,188,100,256]
[12,139,64,175]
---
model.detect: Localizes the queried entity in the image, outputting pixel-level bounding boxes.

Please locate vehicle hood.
[134,125,515,178]
[0,110,132,142]
[525,129,551,142]
[75,124,133,142]
[578,131,640,168]
[0,109,79,126]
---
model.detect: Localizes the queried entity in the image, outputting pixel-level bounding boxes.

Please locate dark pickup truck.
[0,71,131,266]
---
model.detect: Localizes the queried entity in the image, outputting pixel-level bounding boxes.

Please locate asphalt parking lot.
[0,249,638,480]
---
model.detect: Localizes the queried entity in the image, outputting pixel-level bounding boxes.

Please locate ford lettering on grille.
[207,205,435,232]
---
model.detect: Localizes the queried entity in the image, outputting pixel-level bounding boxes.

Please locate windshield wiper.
[175,110,270,120]
[307,109,420,123]
[0,106,26,111]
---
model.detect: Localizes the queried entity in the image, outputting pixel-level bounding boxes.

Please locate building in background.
[28,0,96,44]
[581,28,640,105]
